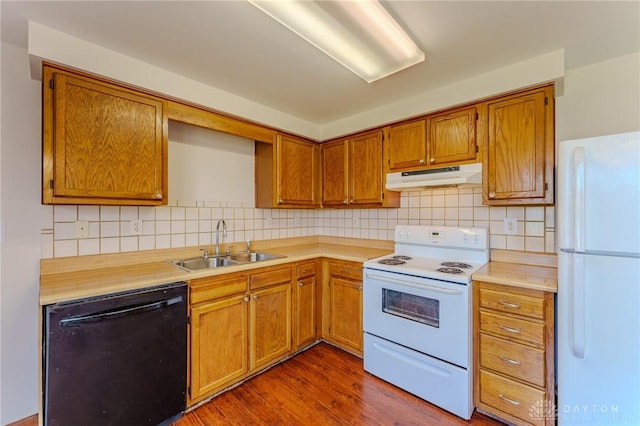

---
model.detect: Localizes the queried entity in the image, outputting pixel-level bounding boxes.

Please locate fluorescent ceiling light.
[248,0,425,83]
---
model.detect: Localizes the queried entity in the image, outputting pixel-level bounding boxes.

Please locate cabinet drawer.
[480,311,545,347]
[328,262,362,281]
[479,288,545,319]
[190,274,247,305]
[250,266,293,290]
[480,333,545,387]
[296,261,316,279]
[479,369,547,426]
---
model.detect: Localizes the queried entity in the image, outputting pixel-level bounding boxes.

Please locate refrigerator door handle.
[572,147,586,252]
[570,253,586,358]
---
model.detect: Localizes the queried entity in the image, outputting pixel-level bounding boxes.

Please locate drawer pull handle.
[498,301,521,309]
[298,281,304,287]
[498,394,521,406]
[499,355,521,365]
[499,325,521,334]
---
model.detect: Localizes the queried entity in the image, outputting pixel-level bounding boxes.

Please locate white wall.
[0,42,44,424]
[168,121,255,205]
[556,52,640,140]
[0,38,639,423]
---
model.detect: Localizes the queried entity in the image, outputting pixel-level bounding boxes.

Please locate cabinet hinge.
[475,112,479,120]
[187,316,191,325]
[187,386,191,397]
[545,182,548,190]
[544,96,548,106]
[476,146,479,153]
[49,179,54,189]
[49,79,54,89]
[381,133,385,142]
[382,192,385,199]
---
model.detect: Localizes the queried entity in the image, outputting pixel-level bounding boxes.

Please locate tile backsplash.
[42,187,555,258]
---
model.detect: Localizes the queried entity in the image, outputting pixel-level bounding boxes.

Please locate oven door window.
[382,288,440,328]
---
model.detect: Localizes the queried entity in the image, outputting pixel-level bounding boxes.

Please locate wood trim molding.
[6,414,38,426]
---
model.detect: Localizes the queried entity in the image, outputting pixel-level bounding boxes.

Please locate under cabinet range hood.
[386,163,482,191]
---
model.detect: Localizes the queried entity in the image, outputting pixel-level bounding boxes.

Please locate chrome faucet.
[215,219,227,256]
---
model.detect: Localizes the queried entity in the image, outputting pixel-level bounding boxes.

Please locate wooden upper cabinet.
[42,65,168,205]
[322,131,397,207]
[321,139,349,206]
[349,131,384,205]
[484,85,554,205]
[427,105,478,165]
[276,134,319,206]
[387,119,427,171]
[255,134,320,208]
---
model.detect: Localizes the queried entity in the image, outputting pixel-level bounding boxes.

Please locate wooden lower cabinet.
[293,260,318,350]
[190,293,249,400]
[250,282,292,370]
[188,264,294,405]
[474,281,555,426]
[322,259,363,355]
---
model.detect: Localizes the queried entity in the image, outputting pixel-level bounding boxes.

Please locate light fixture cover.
[249,0,425,83]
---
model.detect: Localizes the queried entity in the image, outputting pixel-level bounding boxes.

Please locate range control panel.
[394,225,488,250]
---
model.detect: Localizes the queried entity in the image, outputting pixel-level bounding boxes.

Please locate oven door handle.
[365,272,464,295]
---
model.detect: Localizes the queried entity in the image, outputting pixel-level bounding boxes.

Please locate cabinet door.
[43,66,167,205]
[190,294,248,399]
[427,106,477,165]
[294,275,317,349]
[387,120,427,170]
[250,283,292,371]
[276,134,319,206]
[322,140,349,206]
[349,131,383,205]
[328,276,363,353]
[485,86,554,205]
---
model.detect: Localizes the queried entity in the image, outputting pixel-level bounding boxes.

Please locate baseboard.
[6,414,38,426]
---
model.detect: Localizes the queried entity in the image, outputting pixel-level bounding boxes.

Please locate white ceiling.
[2,1,639,125]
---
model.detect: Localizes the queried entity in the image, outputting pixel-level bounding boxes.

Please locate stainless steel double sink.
[169,251,284,271]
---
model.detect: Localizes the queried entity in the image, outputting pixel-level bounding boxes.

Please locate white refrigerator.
[557,131,640,426]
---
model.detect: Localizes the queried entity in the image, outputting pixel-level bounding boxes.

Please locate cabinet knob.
[278,198,283,204]
[498,325,521,334]
[298,281,304,287]
[430,158,435,163]
[243,296,249,302]
[498,301,521,309]
[155,193,163,199]
[358,286,363,290]
[489,192,496,199]
[498,355,522,365]
[252,295,258,300]
[419,159,425,164]
[343,199,348,204]
[498,394,521,406]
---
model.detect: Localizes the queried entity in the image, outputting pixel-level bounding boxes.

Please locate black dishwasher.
[43,282,188,426]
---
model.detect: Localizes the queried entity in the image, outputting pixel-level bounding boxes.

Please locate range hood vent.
[386,163,482,191]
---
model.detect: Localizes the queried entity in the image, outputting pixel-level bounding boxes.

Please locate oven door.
[363,268,471,368]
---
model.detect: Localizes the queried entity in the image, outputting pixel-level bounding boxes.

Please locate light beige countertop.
[40,236,393,305]
[41,239,559,305]
[473,250,558,293]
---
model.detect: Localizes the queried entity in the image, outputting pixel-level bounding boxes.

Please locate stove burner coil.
[392,255,412,261]
[440,261,472,269]
[436,267,464,274]
[378,258,406,265]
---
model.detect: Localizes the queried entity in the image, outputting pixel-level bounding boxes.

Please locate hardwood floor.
[176,342,504,425]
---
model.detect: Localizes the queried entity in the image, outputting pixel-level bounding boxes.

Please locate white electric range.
[363,225,489,420]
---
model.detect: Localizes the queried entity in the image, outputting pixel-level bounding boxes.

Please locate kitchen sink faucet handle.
[200,248,209,259]
[246,239,251,252]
